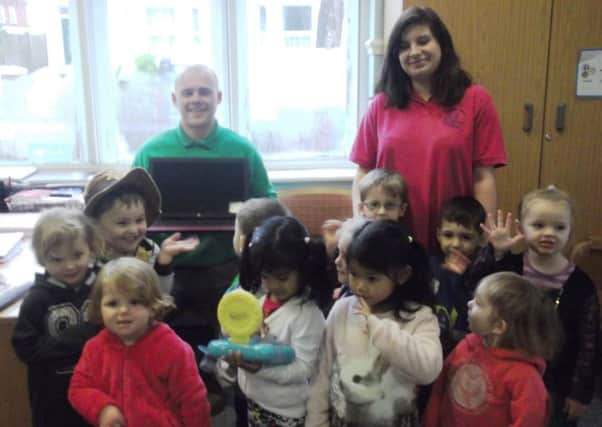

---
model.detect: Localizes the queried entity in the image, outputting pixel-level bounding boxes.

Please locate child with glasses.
[358,168,408,222]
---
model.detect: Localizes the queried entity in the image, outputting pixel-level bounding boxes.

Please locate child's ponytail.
[239,216,335,310]
[303,237,335,312]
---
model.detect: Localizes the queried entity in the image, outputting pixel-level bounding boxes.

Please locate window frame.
[1,0,386,174]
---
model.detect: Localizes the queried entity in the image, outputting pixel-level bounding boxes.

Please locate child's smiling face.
[98,200,147,257]
[521,200,572,257]
[44,236,92,286]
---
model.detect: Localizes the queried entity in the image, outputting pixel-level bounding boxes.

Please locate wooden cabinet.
[404,0,602,245]
[0,301,30,427]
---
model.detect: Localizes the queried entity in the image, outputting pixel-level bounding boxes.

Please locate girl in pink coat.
[69,257,211,427]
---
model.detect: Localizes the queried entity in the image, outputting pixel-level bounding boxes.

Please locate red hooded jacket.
[69,322,210,427]
[423,333,547,427]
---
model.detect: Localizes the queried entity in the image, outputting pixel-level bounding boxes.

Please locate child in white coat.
[305,220,442,427]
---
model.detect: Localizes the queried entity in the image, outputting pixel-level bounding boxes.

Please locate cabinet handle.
[523,103,534,132]
[555,103,567,131]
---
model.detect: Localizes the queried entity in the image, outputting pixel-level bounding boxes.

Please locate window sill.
[268,168,355,184]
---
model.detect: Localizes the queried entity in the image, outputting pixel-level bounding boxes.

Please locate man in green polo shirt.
[133,65,276,412]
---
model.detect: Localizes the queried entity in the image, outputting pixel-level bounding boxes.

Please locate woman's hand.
[157,232,200,265]
[480,210,524,259]
[98,404,126,427]
[224,350,262,374]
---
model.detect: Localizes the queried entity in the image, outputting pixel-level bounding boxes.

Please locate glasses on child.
[362,200,402,212]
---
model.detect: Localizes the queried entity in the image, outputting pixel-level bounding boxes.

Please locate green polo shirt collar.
[178,121,221,149]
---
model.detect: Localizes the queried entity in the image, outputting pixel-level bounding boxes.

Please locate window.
[0,0,76,162]
[0,0,375,168]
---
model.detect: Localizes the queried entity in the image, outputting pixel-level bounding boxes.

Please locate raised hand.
[321,219,343,258]
[157,232,200,265]
[480,210,524,257]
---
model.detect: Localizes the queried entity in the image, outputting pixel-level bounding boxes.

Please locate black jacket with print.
[12,265,102,427]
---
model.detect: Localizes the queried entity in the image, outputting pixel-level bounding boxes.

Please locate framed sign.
[576,48,602,98]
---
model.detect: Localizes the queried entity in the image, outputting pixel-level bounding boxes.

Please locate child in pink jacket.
[424,272,561,427]
[69,257,210,427]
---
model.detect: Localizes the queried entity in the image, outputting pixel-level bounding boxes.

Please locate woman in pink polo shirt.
[350,6,506,252]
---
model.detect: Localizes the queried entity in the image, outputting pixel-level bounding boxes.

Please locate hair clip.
[304,236,310,244]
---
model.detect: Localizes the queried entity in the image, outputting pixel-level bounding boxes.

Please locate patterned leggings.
[330,411,418,427]
[247,398,305,427]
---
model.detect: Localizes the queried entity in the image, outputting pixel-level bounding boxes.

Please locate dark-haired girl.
[231,216,334,426]
[350,6,506,252]
[306,220,442,426]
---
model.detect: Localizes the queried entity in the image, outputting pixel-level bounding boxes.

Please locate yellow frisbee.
[217,289,262,344]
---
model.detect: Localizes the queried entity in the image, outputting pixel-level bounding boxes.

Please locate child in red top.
[424,272,561,427]
[68,257,210,427]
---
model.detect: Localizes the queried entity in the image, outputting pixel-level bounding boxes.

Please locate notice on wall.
[576,49,602,98]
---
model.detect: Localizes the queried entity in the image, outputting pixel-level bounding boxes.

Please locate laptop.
[149,157,249,230]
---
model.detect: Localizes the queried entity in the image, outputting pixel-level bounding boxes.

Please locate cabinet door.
[540,0,602,244]
[403,0,551,213]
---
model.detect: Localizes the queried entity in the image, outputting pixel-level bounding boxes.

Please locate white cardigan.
[238,294,326,419]
[305,296,442,427]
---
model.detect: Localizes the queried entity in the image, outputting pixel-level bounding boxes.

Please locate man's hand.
[98,404,126,427]
[157,232,200,265]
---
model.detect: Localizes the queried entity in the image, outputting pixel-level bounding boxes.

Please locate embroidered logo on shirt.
[443,107,466,128]
[449,361,490,411]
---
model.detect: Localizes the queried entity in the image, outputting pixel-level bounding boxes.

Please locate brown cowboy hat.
[84,168,161,225]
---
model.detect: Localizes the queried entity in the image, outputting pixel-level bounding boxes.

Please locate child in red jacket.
[423,272,561,427]
[69,257,211,427]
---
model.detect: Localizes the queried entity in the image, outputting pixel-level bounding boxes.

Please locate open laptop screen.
[149,157,249,218]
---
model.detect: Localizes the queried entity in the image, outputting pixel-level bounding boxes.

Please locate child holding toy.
[227,216,334,426]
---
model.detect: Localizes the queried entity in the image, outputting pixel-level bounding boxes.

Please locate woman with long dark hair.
[350,6,507,252]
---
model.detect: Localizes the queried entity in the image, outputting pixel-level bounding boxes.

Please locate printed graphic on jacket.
[329,347,414,426]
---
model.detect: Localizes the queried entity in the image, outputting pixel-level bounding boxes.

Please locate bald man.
[133,65,275,415]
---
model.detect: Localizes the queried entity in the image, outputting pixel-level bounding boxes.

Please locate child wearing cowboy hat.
[84,168,199,293]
